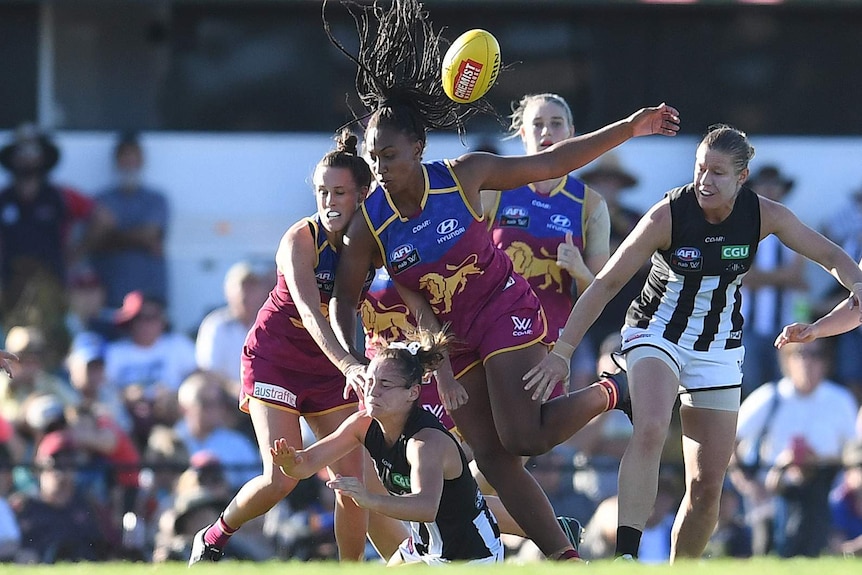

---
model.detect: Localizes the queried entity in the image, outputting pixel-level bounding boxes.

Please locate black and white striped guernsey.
[626,183,761,351]
[363,408,500,561]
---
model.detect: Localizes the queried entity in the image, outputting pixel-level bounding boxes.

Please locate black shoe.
[601,370,632,423]
[556,516,584,553]
[189,526,224,566]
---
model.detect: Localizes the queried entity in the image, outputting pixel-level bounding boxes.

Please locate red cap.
[114,290,145,325]
[35,430,76,463]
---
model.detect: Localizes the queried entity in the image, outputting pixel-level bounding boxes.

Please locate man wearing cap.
[740,165,808,397]
[104,290,196,397]
[9,430,118,562]
[0,326,77,427]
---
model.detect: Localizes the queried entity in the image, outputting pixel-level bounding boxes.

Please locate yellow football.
[441,29,501,104]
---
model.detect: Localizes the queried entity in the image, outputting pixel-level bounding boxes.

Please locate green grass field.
[0,557,859,575]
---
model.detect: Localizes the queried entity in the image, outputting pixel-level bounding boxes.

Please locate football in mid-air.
[441,29,501,104]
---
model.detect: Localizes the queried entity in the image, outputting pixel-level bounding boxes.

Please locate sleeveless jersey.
[362,160,537,342]
[626,184,761,351]
[245,215,373,370]
[487,175,586,336]
[364,408,500,561]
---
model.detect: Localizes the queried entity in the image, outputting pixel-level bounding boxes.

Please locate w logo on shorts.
[511,316,533,336]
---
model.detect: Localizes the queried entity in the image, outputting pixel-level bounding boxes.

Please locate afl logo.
[316,271,334,281]
[671,247,702,271]
[675,247,700,261]
[503,206,528,218]
[550,214,571,228]
[390,244,414,262]
[437,218,460,235]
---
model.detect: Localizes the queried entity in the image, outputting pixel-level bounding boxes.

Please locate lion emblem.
[505,241,563,293]
[418,254,483,314]
[360,299,412,341]
[289,301,330,329]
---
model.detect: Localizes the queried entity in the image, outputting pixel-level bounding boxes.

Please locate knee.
[631,419,670,453]
[270,469,299,497]
[688,475,724,508]
[497,429,551,457]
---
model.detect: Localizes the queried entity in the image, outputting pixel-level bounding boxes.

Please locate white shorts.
[621,326,744,412]
[396,536,504,565]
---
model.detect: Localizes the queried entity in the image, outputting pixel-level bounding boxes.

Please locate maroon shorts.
[240,349,358,416]
[449,298,549,379]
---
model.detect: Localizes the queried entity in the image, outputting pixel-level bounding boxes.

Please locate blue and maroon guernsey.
[362,160,538,342]
[244,215,373,371]
[487,175,586,336]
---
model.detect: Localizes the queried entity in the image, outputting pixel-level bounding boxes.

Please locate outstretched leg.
[671,405,737,561]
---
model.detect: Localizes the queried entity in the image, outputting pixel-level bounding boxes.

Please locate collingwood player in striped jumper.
[525,125,862,562]
[271,328,503,565]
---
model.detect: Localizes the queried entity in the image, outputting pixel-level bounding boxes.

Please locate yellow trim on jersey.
[306,216,324,268]
[482,305,550,364]
[443,159,484,223]
[361,205,389,266]
[483,190,503,232]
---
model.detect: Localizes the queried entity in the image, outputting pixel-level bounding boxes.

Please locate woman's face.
[312,166,366,234]
[519,99,574,155]
[363,357,418,418]
[364,126,423,195]
[693,144,748,212]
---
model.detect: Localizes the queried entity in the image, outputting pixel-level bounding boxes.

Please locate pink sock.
[203,516,237,548]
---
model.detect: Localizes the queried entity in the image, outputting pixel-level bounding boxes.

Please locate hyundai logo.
[550,214,571,228]
[437,218,459,235]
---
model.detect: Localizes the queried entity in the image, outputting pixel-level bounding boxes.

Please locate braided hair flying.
[322,0,496,141]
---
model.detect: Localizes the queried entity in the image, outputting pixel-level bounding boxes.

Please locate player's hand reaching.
[270,437,304,477]
[628,103,680,138]
[341,361,369,400]
[774,322,817,349]
[327,474,373,508]
[523,352,569,402]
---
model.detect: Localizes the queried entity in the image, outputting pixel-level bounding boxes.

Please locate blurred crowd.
[0,123,861,563]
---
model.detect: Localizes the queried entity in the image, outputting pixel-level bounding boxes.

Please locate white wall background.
[2,130,860,334]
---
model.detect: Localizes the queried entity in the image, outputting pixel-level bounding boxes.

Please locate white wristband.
[551,340,576,362]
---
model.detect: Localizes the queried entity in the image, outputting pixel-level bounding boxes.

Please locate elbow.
[413,506,437,523]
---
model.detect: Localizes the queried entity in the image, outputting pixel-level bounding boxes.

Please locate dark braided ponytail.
[323,0,496,142]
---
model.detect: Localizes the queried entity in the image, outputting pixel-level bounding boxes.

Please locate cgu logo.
[437,218,460,235]
[550,214,571,228]
[390,244,414,262]
[675,247,701,261]
[721,245,750,259]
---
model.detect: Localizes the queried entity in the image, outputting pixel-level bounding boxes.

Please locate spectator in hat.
[740,165,808,397]
[89,133,170,308]
[0,326,77,428]
[829,438,862,556]
[105,290,196,398]
[195,260,273,393]
[578,153,647,358]
[9,430,119,563]
[65,332,129,431]
[0,124,108,362]
[104,291,195,450]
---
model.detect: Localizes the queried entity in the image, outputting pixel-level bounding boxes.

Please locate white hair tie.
[389,341,421,355]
